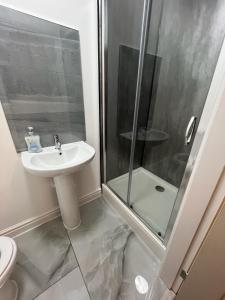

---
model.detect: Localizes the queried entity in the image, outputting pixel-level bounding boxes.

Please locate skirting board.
[0,188,101,238]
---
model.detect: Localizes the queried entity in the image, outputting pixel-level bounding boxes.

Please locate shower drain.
[155,185,165,192]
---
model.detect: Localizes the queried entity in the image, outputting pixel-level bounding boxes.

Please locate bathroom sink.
[21,141,95,230]
[21,141,95,178]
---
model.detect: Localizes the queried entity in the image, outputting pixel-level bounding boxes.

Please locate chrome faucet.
[53,134,62,155]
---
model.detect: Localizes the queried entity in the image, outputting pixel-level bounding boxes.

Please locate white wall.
[0,0,100,231]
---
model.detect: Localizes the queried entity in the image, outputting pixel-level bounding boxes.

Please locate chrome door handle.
[185,116,197,145]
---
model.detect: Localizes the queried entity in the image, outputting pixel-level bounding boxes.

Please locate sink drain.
[155,185,165,192]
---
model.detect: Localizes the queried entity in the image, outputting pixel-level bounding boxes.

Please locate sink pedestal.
[54,174,81,230]
[21,141,95,231]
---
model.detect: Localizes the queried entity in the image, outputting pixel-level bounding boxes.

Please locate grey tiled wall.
[0,5,85,152]
[115,45,160,178]
[106,0,225,189]
[142,0,225,187]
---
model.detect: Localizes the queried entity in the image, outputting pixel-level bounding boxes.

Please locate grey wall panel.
[106,0,145,181]
[0,5,85,152]
[142,0,225,187]
[105,0,163,181]
[116,45,161,177]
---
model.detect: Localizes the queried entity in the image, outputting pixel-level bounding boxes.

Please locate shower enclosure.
[99,0,225,242]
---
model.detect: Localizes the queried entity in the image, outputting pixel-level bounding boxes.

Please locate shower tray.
[108,167,178,237]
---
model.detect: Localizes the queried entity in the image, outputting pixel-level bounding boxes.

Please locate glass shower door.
[128,0,225,240]
[105,0,145,203]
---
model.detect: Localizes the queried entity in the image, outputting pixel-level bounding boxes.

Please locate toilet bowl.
[0,237,18,300]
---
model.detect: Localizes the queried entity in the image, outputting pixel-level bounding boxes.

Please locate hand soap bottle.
[25,126,42,153]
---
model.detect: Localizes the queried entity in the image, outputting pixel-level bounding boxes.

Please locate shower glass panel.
[106,0,145,203]
[128,0,225,239]
[103,0,225,242]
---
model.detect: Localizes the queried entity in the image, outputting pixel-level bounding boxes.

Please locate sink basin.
[21,141,95,230]
[21,141,95,178]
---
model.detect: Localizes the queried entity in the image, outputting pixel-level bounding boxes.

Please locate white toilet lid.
[0,237,14,276]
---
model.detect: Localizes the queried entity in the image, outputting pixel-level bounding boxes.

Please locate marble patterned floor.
[11,196,166,300]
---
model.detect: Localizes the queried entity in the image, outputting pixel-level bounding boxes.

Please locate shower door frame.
[98,0,225,289]
[98,0,212,244]
[98,0,170,241]
[159,38,225,288]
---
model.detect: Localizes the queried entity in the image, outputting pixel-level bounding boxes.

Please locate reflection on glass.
[106,0,145,203]
[129,0,225,239]
[105,0,225,241]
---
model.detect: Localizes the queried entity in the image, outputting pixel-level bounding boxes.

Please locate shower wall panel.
[116,45,160,177]
[0,6,85,152]
[106,0,163,181]
[142,0,225,187]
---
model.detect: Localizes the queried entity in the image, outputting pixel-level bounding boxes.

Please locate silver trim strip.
[127,0,152,206]
[98,0,107,183]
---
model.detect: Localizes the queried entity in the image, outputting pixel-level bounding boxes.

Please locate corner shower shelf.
[120,128,169,146]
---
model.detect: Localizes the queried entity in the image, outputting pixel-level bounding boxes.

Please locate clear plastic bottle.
[25,126,43,153]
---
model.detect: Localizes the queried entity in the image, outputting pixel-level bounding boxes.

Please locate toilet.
[0,237,18,300]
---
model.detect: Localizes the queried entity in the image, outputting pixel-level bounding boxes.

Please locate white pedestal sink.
[21,141,95,230]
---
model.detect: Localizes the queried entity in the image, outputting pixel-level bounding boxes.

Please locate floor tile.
[68,197,130,300]
[68,197,163,300]
[118,234,165,299]
[12,218,78,300]
[10,197,166,300]
[35,268,90,300]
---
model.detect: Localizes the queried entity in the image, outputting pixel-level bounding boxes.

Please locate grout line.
[31,220,84,299]
[25,197,101,299]
[32,265,81,300]
[65,222,92,300]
